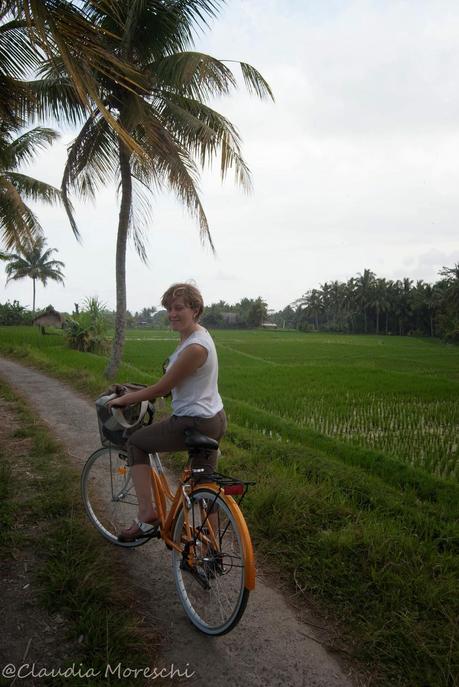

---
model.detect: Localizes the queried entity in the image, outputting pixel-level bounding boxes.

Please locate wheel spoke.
[172,488,249,635]
[81,447,147,548]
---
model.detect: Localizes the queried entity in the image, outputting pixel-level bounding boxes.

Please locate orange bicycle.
[81,424,256,635]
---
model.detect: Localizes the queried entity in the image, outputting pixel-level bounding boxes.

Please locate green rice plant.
[295,393,458,480]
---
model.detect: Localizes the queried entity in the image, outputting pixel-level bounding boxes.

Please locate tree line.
[270,267,459,342]
[2,264,458,344]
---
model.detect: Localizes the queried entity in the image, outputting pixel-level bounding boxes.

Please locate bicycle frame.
[147,452,256,591]
[147,451,188,552]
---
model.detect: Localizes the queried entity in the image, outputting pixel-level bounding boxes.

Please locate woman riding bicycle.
[107,282,227,542]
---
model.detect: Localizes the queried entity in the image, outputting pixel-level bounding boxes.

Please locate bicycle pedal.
[118,525,160,543]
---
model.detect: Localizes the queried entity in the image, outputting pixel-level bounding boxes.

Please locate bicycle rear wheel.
[172,487,250,635]
[81,446,147,548]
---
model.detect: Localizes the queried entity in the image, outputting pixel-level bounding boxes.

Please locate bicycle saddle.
[184,428,219,450]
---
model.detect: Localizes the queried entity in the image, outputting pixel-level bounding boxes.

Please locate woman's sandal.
[117,517,161,543]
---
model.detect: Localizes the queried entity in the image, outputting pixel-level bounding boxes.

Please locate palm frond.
[154,0,221,50]
[0,75,30,126]
[6,126,59,167]
[0,177,42,249]
[156,92,252,189]
[62,111,118,237]
[152,51,237,100]
[132,109,214,249]
[239,62,275,101]
[6,172,62,205]
[123,175,153,263]
[5,257,31,281]
[27,75,87,126]
[0,18,42,79]
[0,249,19,261]
[96,0,221,60]
[38,269,65,286]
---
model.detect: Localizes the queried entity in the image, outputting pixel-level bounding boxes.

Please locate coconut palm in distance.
[60,0,274,378]
[1,236,65,314]
[0,123,63,250]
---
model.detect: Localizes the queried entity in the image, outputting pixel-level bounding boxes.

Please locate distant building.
[261,322,278,329]
[33,306,64,333]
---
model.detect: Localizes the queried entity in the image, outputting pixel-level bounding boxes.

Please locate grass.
[0,380,163,687]
[223,424,458,685]
[0,325,458,686]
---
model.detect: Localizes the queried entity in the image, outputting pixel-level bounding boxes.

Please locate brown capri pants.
[127,409,227,475]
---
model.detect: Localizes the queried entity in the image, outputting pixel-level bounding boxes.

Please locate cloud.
[406,247,459,282]
[2,0,459,312]
[214,270,237,282]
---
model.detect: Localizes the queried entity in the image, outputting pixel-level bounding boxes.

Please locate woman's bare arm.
[107,344,208,408]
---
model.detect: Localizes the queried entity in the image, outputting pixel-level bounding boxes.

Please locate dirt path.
[0,358,356,687]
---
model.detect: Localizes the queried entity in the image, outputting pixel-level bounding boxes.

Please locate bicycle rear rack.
[191,470,255,506]
[186,471,255,569]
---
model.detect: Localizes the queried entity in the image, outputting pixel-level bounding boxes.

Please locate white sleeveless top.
[166,327,223,417]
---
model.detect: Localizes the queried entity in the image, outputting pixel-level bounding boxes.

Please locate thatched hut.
[33,307,64,334]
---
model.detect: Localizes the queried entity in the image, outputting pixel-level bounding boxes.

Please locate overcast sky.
[2,0,459,313]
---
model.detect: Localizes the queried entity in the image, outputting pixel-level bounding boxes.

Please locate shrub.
[64,297,110,354]
[0,300,33,325]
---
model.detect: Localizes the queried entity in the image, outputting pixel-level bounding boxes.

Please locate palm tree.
[355,269,376,333]
[344,277,358,332]
[321,280,347,330]
[1,236,65,313]
[300,289,323,331]
[371,278,390,335]
[396,277,413,336]
[247,297,268,328]
[60,1,273,378]
[0,123,62,249]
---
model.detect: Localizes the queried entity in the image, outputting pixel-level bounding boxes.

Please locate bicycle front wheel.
[172,487,250,635]
[81,446,147,548]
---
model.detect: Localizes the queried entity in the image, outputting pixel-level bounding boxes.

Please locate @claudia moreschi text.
[1,661,196,681]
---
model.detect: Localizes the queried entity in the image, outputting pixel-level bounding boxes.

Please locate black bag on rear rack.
[95,383,155,449]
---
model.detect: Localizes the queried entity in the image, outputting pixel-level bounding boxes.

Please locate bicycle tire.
[172,487,250,635]
[81,446,149,548]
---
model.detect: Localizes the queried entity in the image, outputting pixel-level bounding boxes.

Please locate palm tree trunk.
[32,277,36,315]
[105,139,132,379]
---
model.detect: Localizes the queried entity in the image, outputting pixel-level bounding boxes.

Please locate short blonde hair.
[161,283,204,319]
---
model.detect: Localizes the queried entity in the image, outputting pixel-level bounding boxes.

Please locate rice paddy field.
[122,329,459,482]
[1,326,458,686]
